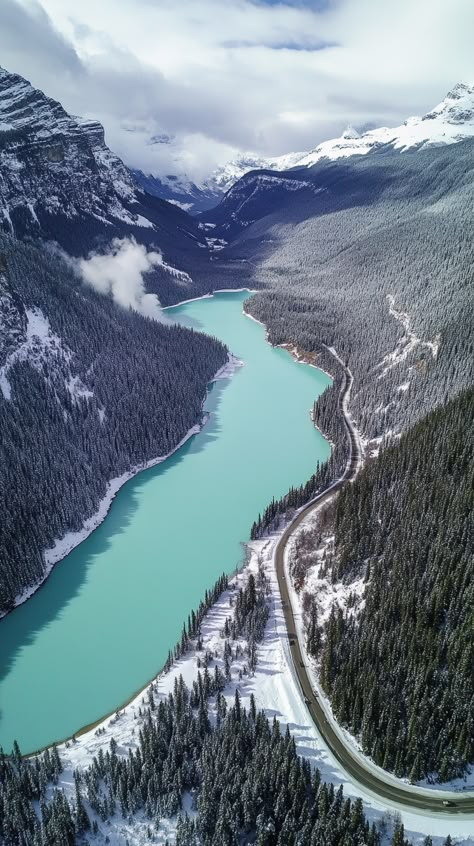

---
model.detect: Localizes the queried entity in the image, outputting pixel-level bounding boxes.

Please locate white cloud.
[0,0,473,180]
[77,238,167,321]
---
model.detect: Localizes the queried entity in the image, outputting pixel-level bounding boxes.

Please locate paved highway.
[274,355,474,815]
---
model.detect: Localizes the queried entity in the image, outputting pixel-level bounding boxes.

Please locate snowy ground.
[53,536,474,845]
[162,286,257,311]
[280,511,474,843]
[377,294,440,381]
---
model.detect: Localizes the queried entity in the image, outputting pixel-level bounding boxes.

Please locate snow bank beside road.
[53,536,474,845]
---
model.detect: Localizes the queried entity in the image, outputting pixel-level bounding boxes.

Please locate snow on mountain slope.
[136,83,474,211]
[0,66,147,234]
[0,66,224,303]
[296,82,474,168]
[132,168,222,213]
[0,267,95,411]
[0,302,81,402]
[218,83,474,184]
[134,150,307,212]
[210,150,305,194]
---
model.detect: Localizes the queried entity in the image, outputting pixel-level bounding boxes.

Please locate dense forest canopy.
[213,141,474,444]
[312,388,474,782]
[0,235,227,613]
[0,568,433,846]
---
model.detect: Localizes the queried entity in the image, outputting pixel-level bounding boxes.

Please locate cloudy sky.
[1,0,473,180]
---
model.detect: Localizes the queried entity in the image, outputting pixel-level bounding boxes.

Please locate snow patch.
[133,213,155,228]
[168,199,194,212]
[205,236,227,251]
[212,352,244,381]
[0,307,72,400]
[27,201,40,225]
[377,295,440,378]
[2,206,14,235]
[287,515,366,630]
[66,375,94,402]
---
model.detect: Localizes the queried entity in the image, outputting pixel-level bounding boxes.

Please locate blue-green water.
[0,291,331,753]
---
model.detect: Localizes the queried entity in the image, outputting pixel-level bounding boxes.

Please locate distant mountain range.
[134,82,474,212]
[131,150,306,213]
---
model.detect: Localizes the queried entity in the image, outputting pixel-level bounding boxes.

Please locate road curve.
[274,355,474,815]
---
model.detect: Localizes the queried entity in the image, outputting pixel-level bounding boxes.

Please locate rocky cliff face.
[0,67,146,237]
[0,67,226,303]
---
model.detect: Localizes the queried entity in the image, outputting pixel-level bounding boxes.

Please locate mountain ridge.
[134,82,474,211]
[0,65,237,304]
[0,65,139,232]
[0,66,236,612]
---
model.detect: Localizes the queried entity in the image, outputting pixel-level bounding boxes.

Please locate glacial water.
[0,290,331,753]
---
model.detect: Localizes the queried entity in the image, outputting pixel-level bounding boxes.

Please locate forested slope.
[209,139,474,444]
[0,236,227,614]
[316,389,474,782]
[226,137,474,787]
[0,689,400,846]
[0,568,424,846]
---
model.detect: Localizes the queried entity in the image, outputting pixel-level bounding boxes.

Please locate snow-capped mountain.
[132,169,222,214]
[0,66,147,235]
[0,67,211,252]
[137,83,474,212]
[210,150,305,194]
[215,83,474,184]
[0,69,233,613]
[294,82,474,168]
[134,151,306,213]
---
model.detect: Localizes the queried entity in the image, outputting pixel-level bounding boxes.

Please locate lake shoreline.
[163,286,258,311]
[243,309,335,382]
[21,335,331,756]
[2,352,242,623]
[4,290,331,754]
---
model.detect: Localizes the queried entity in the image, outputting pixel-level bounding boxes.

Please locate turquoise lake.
[0,290,331,754]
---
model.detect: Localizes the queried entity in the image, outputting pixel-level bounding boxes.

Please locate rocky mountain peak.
[423,82,474,125]
[0,66,146,238]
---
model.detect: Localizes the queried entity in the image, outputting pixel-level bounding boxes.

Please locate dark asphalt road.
[274,359,474,815]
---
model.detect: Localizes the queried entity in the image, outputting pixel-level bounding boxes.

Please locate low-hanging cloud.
[77,238,167,321]
[1,0,474,180]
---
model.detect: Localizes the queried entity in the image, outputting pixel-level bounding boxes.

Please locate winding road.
[275,352,474,815]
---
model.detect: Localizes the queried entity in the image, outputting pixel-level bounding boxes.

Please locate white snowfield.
[296,82,474,167]
[55,539,474,846]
